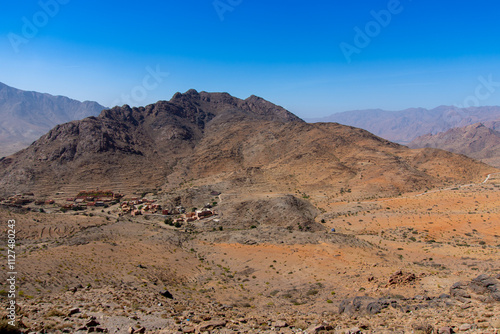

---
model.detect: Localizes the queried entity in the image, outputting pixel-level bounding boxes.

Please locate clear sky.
[1,0,499,118]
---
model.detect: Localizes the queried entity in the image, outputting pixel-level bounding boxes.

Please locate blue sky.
[1,0,500,118]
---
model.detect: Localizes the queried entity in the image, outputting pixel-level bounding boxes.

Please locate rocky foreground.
[2,273,499,334]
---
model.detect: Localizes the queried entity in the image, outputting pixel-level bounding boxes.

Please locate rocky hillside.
[0,90,496,199]
[308,106,500,144]
[409,123,500,167]
[0,82,105,157]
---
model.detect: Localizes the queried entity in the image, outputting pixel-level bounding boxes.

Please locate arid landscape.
[3,1,500,332]
[0,92,499,333]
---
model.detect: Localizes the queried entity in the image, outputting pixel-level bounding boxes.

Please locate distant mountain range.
[307,106,500,144]
[1,90,494,198]
[409,123,500,168]
[0,82,105,157]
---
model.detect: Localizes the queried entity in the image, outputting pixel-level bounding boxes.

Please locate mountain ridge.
[0,82,105,157]
[0,90,496,199]
[409,122,500,167]
[307,105,500,144]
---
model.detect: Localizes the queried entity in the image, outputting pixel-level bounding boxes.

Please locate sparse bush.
[46,309,66,317]
[307,289,319,296]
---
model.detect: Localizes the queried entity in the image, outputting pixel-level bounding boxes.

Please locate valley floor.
[1,176,499,333]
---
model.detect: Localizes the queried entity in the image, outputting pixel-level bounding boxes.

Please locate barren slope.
[0,91,496,201]
[409,123,500,167]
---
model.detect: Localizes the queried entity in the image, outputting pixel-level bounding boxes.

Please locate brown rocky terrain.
[409,123,500,167]
[1,176,499,333]
[0,82,105,158]
[0,90,495,200]
[0,91,499,333]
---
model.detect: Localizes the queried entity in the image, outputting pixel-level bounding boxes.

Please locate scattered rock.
[458,324,472,331]
[197,319,226,332]
[68,307,80,316]
[387,270,418,286]
[273,320,288,328]
[160,289,174,299]
[339,296,397,315]
[182,326,195,333]
[450,274,500,302]
[305,324,324,333]
[438,327,453,334]
[86,319,100,327]
[412,323,434,334]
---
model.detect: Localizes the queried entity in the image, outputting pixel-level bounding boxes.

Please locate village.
[0,190,217,225]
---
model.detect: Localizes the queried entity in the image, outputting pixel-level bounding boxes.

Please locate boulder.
[305,324,324,333]
[450,274,500,303]
[160,289,174,299]
[438,327,453,334]
[197,319,226,332]
[273,320,288,328]
[458,324,472,331]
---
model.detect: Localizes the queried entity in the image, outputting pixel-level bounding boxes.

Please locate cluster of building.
[172,207,215,224]
[0,193,35,206]
[63,190,124,209]
[120,198,162,216]
[118,198,216,223]
[1,189,219,225]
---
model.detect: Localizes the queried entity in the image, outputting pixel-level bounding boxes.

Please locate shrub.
[307,289,319,296]
[46,309,66,317]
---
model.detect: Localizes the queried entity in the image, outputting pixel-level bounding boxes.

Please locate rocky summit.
[0,90,494,198]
